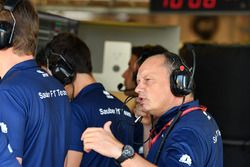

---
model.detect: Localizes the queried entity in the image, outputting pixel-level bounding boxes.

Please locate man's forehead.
[138,55,167,74]
[139,61,160,73]
[141,55,165,67]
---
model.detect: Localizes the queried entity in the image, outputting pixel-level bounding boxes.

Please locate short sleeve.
[158,128,205,167]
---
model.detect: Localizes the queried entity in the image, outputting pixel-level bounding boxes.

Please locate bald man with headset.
[82,51,223,166]
[120,45,168,157]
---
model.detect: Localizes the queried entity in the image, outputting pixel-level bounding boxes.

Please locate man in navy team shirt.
[82,51,223,166]
[43,33,135,167]
[0,0,71,166]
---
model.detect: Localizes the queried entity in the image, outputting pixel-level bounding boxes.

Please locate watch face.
[122,145,135,158]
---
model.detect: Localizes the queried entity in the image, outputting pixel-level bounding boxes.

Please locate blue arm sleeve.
[69,104,88,152]
[0,90,26,158]
[158,128,206,167]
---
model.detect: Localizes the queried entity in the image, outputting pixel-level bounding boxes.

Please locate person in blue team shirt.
[43,33,135,167]
[0,130,20,167]
[0,0,71,166]
[82,51,223,166]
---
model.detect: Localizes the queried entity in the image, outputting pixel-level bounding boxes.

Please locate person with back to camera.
[0,0,71,166]
[82,50,223,166]
[43,32,135,167]
[121,45,168,157]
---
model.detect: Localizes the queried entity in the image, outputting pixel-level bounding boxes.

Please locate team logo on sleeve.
[36,70,49,77]
[179,154,192,166]
[0,122,8,133]
[103,90,114,99]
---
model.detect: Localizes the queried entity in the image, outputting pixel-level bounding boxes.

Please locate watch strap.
[116,145,134,164]
[116,145,127,164]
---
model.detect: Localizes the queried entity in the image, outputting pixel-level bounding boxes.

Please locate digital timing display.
[150,0,250,12]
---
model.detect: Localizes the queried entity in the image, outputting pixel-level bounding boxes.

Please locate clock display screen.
[150,0,250,12]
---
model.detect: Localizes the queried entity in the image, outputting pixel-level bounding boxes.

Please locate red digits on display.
[163,0,183,9]
[162,0,168,8]
[170,0,183,9]
[162,0,217,9]
[188,0,202,9]
[203,0,216,9]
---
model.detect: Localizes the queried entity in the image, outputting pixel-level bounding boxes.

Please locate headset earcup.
[170,69,192,97]
[49,58,75,85]
[0,21,12,49]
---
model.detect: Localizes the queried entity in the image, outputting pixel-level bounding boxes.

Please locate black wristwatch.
[116,145,135,164]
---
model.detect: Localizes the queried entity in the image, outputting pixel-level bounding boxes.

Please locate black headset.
[0,0,22,49]
[166,51,194,97]
[47,51,76,85]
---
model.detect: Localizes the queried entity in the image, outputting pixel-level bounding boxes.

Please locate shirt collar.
[154,100,199,132]
[76,82,104,98]
[2,59,38,81]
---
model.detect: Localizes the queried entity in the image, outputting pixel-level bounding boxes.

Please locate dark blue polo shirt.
[147,100,223,167]
[0,131,20,167]
[0,60,71,167]
[69,83,135,167]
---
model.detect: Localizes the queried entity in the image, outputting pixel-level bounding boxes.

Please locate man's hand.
[81,121,124,159]
[82,121,157,167]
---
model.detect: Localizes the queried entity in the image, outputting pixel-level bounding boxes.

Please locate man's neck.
[154,94,194,121]
[72,73,96,98]
[0,48,33,78]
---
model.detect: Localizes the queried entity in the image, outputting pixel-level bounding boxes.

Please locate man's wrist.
[115,145,135,164]
[113,143,124,159]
